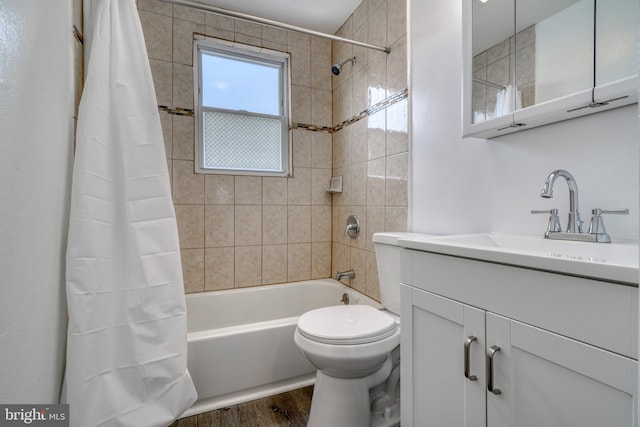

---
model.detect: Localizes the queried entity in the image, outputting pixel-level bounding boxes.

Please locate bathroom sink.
[398,232,639,285]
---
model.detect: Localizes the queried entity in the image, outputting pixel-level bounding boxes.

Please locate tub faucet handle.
[344,215,360,239]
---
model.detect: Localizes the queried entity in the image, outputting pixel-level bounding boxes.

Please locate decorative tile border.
[157,87,408,129]
[292,87,408,134]
[291,123,334,133]
[158,105,195,117]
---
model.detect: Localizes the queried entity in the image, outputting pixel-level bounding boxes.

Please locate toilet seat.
[297,305,398,345]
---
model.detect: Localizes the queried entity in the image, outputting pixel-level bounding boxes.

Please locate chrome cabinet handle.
[464,336,477,381]
[486,345,502,395]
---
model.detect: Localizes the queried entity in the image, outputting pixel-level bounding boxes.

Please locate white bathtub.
[181,278,382,417]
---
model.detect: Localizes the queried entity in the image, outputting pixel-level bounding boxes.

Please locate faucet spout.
[541,169,583,233]
[335,269,355,281]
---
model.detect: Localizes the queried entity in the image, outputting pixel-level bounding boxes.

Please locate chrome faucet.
[335,270,355,281]
[533,169,630,243]
[540,169,583,233]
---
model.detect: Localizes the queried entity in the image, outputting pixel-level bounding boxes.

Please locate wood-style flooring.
[169,386,313,427]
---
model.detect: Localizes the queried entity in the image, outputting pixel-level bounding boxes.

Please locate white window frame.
[194,37,292,176]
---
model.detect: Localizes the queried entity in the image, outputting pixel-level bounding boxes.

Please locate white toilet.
[294,232,406,427]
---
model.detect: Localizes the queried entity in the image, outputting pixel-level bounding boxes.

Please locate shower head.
[331,57,357,75]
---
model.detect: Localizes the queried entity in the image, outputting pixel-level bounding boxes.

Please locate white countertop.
[397,232,639,285]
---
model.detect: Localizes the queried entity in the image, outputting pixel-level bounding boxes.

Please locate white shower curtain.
[64,0,197,425]
[494,84,523,117]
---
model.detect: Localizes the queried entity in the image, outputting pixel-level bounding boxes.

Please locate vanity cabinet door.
[486,313,637,427]
[401,285,486,427]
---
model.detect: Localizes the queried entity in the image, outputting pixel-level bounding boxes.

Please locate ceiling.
[198,0,362,34]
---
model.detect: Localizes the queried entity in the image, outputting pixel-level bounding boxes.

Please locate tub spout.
[335,270,355,281]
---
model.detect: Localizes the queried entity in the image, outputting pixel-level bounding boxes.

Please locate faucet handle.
[344,215,360,239]
[531,208,558,215]
[531,208,562,235]
[591,208,629,216]
[588,208,629,240]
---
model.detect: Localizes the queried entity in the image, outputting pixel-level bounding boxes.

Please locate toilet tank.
[373,232,439,315]
[373,232,409,315]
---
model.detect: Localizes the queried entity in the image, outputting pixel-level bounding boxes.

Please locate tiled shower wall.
[137,0,408,301]
[137,0,334,292]
[330,0,408,300]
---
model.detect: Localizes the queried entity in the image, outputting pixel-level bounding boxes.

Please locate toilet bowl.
[294,306,400,427]
[295,305,400,378]
[294,232,412,427]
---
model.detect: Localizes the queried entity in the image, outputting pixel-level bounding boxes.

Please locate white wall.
[409,0,639,241]
[0,0,77,403]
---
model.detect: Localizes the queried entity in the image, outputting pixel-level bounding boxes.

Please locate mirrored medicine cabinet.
[463,0,638,139]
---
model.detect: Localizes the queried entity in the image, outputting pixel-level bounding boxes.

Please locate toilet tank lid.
[373,232,439,246]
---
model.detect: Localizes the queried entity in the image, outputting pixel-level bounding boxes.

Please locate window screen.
[195,39,290,176]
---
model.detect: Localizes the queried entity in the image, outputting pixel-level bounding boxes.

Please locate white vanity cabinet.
[400,248,638,427]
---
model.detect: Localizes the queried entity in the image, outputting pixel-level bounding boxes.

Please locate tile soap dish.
[326,176,343,193]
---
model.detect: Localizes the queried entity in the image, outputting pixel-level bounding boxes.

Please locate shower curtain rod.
[161,0,392,53]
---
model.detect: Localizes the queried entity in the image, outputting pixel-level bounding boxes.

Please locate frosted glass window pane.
[203,111,282,172]
[202,53,280,115]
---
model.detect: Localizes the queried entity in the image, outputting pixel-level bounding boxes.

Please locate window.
[194,38,291,176]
